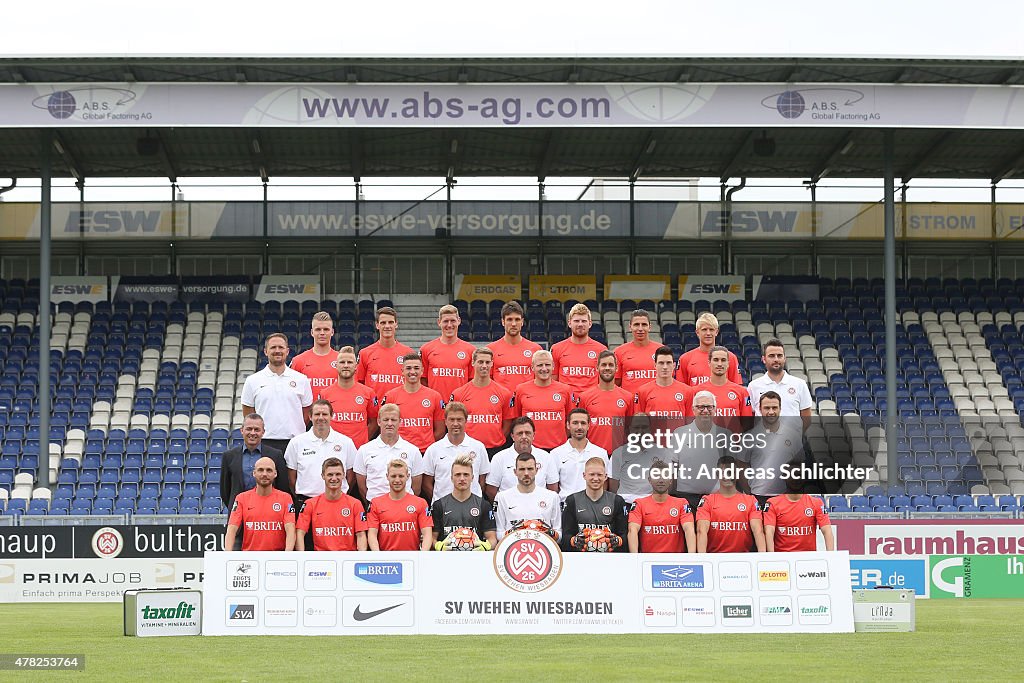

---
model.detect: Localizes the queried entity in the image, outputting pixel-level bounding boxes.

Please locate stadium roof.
[3,56,1024,182]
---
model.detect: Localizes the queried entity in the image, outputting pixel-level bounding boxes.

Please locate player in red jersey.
[695,455,765,553]
[702,345,754,432]
[763,460,835,552]
[382,352,445,451]
[450,347,514,456]
[487,301,542,391]
[675,312,742,387]
[551,302,607,393]
[290,311,338,401]
[294,457,368,551]
[614,309,657,395]
[627,460,694,553]
[513,349,575,450]
[366,459,433,551]
[420,304,476,403]
[225,456,296,551]
[357,306,414,399]
[319,346,379,447]
[577,350,635,454]
[636,346,693,432]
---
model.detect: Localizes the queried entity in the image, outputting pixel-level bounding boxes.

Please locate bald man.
[225,456,297,552]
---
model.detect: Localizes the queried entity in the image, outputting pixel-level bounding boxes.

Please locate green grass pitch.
[0,600,1018,681]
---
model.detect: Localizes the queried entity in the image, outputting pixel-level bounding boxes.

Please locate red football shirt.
[356,340,415,399]
[486,337,543,391]
[636,380,693,429]
[290,348,338,400]
[513,380,574,450]
[296,493,368,551]
[763,494,831,552]
[695,492,762,553]
[420,337,476,403]
[551,337,608,393]
[450,381,515,447]
[614,342,658,396]
[229,488,296,551]
[628,495,690,553]
[577,385,635,454]
[319,381,378,447]
[701,381,754,431]
[367,493,432,551]
[675,347,742,387]
[382,385,445,451]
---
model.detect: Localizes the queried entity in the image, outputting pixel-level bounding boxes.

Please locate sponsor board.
[202,551,853,635]
[454,275,522,302]
[678,276,745,303]
[849,557,928,597]
[0,559,203,603]
[852,590,916,632]
[833,519,1024,556]
[124,589,202,637]
[50,276,108,303]
[111,276,180,303]
[604,275,671,301]
[255,276,320,303]
[528,275,597,302]
[929,555,1024,599]
[178,277,250,303]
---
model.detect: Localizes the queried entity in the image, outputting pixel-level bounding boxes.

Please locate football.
[443,526,480,551]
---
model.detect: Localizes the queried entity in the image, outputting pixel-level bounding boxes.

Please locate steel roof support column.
[883,130,897,489]
[38,132,52,489]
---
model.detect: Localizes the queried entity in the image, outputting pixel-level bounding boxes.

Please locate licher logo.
[91,527,124,558]
[493,529,562,593]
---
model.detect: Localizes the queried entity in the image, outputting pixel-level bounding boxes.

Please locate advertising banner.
[678,276,745,303]
[454,275,522,302]
[929,555,1024,599]
[12,83,1024,130]
[528,275,597,302]
[0,524,224,559]
[254,276,321,303]
[832,519,1024,556]
[202,545,854,635]
[178,277,250,304]
[124,589,203,637]
[110,276,180,304]
[848,557,929,597]
[49,276,108,304]
[0,558,204,602]
[604,276,671,301]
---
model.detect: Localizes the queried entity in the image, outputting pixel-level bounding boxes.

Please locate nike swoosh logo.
[507,505,516,509]
[352,603,404,621]
[577,509,585,513]
[444,510,452,515]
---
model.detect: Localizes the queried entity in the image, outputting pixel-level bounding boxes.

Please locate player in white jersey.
[420,401,490,504]
[494,452,562,540]
[485,416,559,499]
[353,403,421,501]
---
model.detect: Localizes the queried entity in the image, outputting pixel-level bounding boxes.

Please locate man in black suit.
[220,413,293,549]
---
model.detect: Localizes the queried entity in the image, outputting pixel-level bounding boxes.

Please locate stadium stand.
[1,275,1023,519]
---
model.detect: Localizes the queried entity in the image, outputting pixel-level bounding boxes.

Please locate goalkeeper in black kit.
[431,455,497,551]
[561,457,629,552]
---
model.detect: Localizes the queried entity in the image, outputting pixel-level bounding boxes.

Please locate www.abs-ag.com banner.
[202,544,854,635]
[13,83,1024,129]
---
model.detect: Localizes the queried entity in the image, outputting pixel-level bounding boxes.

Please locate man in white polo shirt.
[420,401,490,504]
[485,416,560,500]
[241,333,314,453]
[550,408,610,502]
[353,403,421,502]
[285,399,358,508]
[746,337,813,432]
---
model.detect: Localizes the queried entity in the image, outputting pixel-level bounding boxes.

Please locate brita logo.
[354,562,403,585]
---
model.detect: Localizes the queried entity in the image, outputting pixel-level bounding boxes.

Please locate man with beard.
[695,455,765,553]
[487,301,542,392]
[319,346,378,448]
[494,453,562,540]
[763,460,835,552]
[551,302,607,393]
[550,408,610,502]
[450,347,514,457]
[577,350,635,454]
[746,337,813,432]
[485,417,560,499]
[627,461,694,553]
[225,456,296,552]
[357,306,414,400]
[241,333,314,453]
